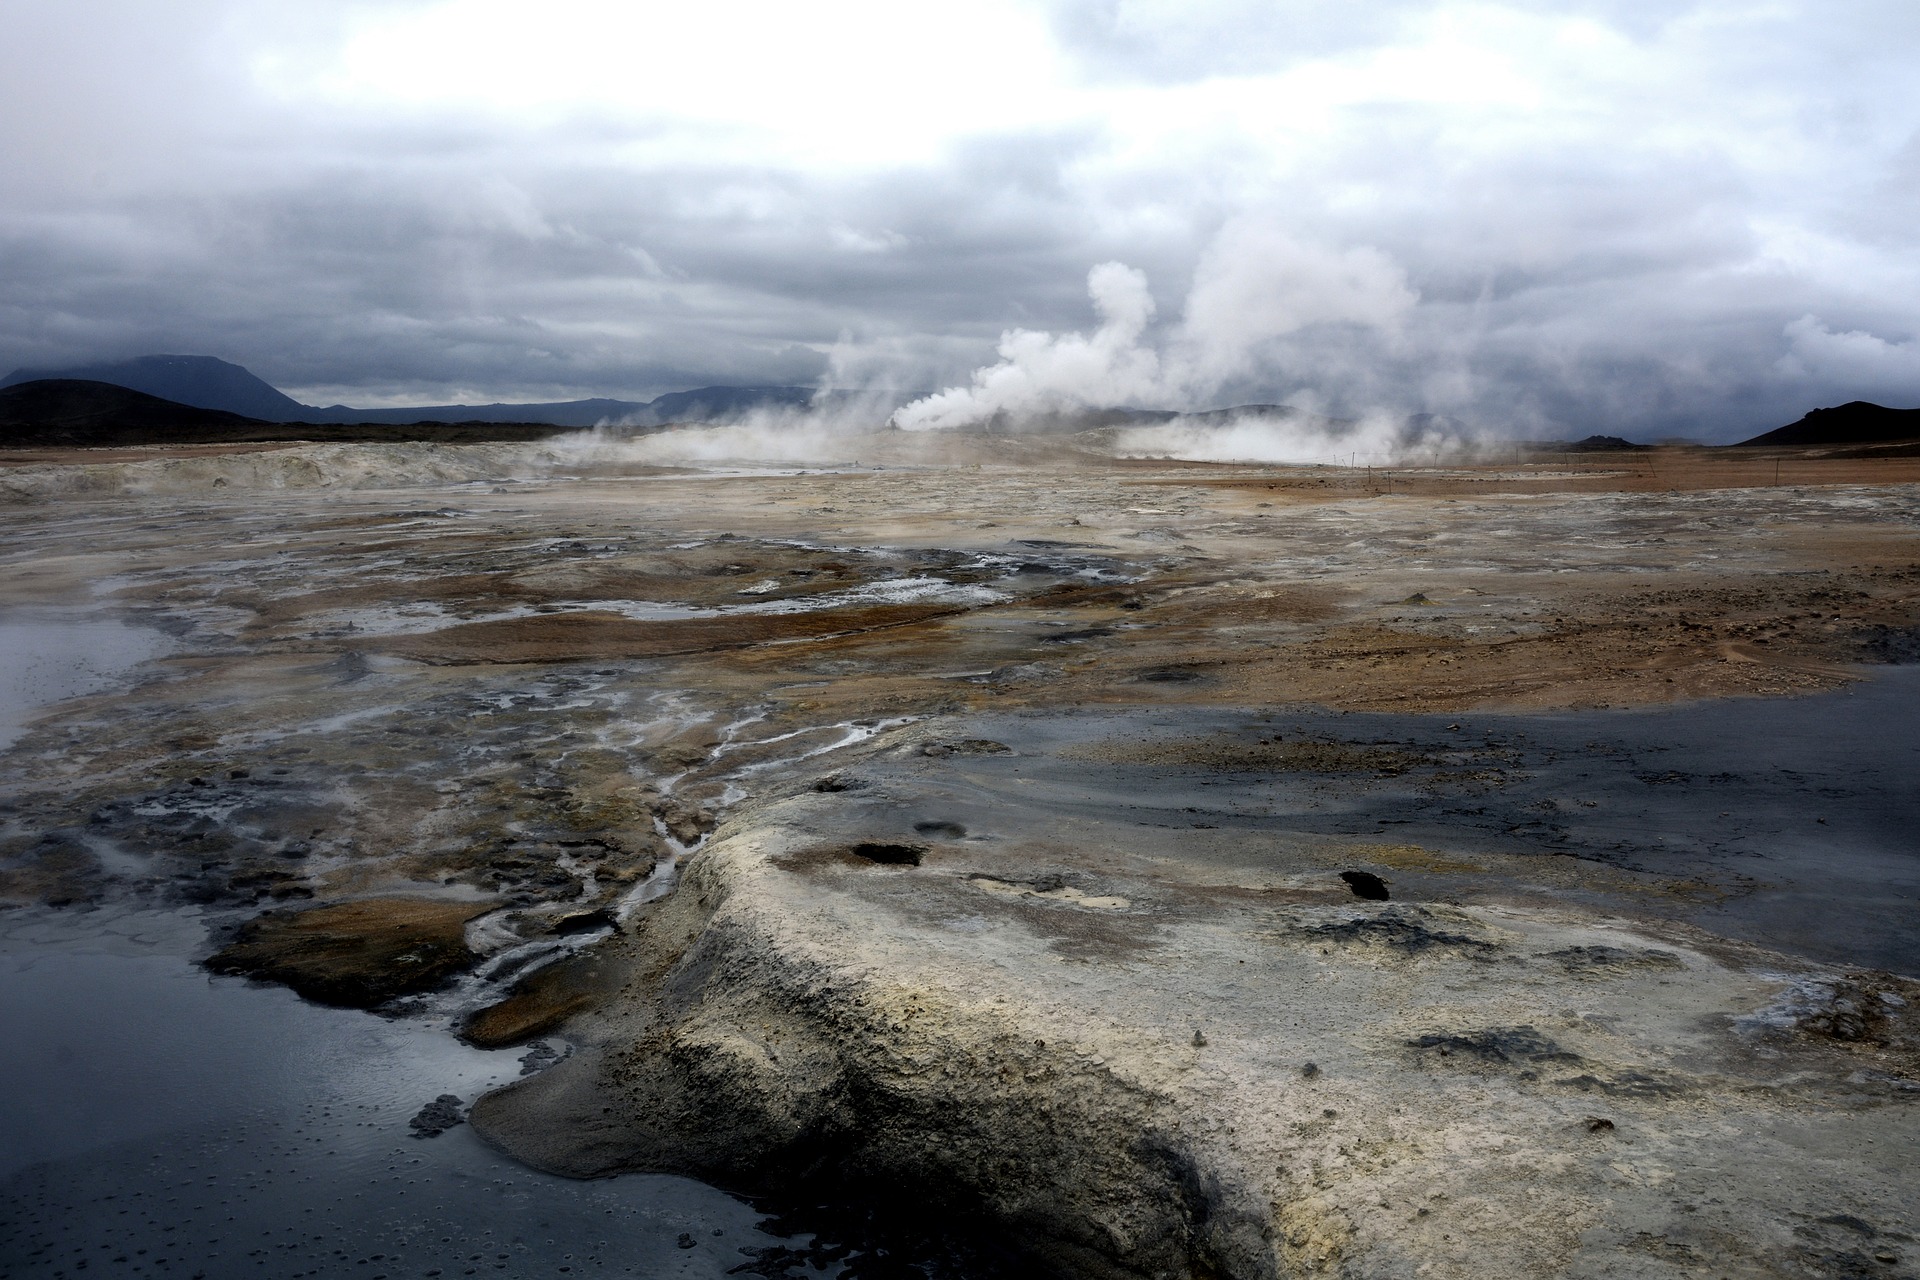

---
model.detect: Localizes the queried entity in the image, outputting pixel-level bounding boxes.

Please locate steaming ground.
[2,431,1918,1278]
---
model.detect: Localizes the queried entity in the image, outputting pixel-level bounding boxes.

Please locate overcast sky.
[2,0,1916,436]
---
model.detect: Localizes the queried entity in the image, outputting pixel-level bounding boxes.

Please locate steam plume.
[890,220,1419,437]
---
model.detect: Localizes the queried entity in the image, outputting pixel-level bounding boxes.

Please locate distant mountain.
[0,354,858,427]
[0,379,265,445]
[316,385,895,427]
[1738,401,1920,447]
[0,380,571,448]
[0,355,309,422]
[643,385,818,423]
[313,397,652,428]
[1566,435,1648,451]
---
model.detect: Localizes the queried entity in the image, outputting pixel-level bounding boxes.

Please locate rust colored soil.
[205,897,492,1008]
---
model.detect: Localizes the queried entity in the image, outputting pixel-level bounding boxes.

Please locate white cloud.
[1778,315,1920,385]
[890,223,1418,429]
[1169,221,1417,393]
[3,0,1920,434]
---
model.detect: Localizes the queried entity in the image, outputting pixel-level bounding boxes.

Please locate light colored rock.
[473,765,1920,1279]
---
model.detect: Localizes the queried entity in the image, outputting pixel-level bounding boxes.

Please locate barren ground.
[1,435,1916,1278]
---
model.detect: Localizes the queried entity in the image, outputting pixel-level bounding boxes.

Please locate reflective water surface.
[0,907,788,1279]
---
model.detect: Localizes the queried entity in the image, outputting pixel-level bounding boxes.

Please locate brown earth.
[204,897,493,1007]
[462,948,625,1048]
[365,602,980,665]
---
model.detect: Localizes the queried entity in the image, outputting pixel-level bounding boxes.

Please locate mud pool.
[0,613,173,751]
[0,908,799,1279]
[0,908,1007,1280]
[927,665,1920,973]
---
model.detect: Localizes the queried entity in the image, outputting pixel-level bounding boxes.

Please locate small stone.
[1191,1030,1208,1047]
[675,1233,696,1250]
[1585,1116,1615,1133]
[1301,1062,1321,1078]
[408,1094,466,1138]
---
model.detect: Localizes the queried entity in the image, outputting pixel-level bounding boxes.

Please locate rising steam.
[889,220,1421,447]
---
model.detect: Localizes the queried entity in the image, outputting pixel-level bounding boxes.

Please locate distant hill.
[0,355,310,422]
[313,397,652,428]
[0,354,855,427]
[1739,401,1920,447]
[642,385,820,424]
[0,380,266,446]
[0,380,571,447]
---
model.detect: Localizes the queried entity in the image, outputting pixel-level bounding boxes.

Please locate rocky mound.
[1739,401,1920,447]
[471,736,1919,1280]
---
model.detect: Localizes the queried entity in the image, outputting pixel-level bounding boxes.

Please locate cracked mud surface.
[2,437,1918,1277]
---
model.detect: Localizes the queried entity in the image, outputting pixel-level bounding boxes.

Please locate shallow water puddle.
[948,667,1920,974]
[0,909,790,1279]
[0,613,174,752]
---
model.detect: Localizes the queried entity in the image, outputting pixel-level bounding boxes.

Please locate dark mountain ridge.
[0,381,571,448]
[0,355,308,422]
[0,355,867,428]
[1737,401,1920,447]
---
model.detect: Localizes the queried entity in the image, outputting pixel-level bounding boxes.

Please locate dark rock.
[517,1041,565,1076]
[1407,1025,1582,1066]
[1339,870,1390,901]
[1545,945,1683,971]
[920,739,1012,757]
[408,1094,466,1138]
[551,908,617,935]
[462,950,607,1049]
[1300,906,1497,956]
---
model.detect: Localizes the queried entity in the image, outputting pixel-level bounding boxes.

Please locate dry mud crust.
[205,896,494,1008]
[471,791,1920,1280]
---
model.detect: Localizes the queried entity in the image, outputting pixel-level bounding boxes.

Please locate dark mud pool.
[0,911,1001,1280]
[916,667,1920,976]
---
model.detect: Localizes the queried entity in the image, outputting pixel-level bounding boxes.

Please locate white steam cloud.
[889,219,1420,439]
[544,221,1455,468]
[1110,410,1456,467]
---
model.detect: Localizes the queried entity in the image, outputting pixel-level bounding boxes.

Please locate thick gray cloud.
[2,0,1916,436]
